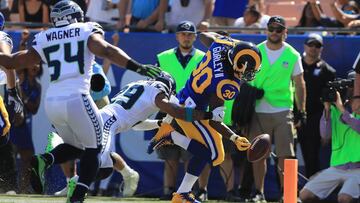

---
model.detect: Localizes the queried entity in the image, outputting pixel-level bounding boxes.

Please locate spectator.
[352,51,360,114]
[212,0,264,26]
[297,2,323,27]
[10,29,42,194]
[300,74,360,203]
[18,0,49,29]
[308,0,359,27]
[155,21,205,200]
[297,33,336,178]
[0,0,11,21]
[248,15,306,202]
[118,0,167,32]
[86,0,120,26]
[165,0,213,32]
[233,5,262,34]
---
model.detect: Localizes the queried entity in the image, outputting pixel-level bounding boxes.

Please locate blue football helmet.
[155,71,176,99]
[50,0,84,27]
[0,12,5,31]
[227,41,262,81]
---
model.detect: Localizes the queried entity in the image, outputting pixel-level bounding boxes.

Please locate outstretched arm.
[199,32,222,48]
[87,33,160,78]
[0,48,42,71]
[154,93,224,122]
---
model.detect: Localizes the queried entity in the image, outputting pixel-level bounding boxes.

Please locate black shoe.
[225,190,245,202]
[195,189,208,201]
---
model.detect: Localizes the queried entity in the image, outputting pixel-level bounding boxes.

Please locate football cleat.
[54,185,67,196]
[30,155,49,194]
[66,175,79,203]
[122,170,140,197]
[147,123,174,154]
[172,192,201,203]
[45,132,63,153]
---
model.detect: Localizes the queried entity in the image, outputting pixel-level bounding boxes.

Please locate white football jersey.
[101,80,167,133]
[0,31,12,85]
[32,22,104,96]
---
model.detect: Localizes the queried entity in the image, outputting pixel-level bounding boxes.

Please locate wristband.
[7,88,17,95]
[352,95,360,100]
[203,112,213,120]
[230,134,238,142]
[185,107,193,122]
[125,59,142,72]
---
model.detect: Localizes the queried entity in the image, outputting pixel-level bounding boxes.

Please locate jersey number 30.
[43,41,85,81]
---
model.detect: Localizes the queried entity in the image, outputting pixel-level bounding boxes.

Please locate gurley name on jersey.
[212,45,225,79]
[46,28,80,41]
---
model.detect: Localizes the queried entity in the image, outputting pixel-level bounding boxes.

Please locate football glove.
[230,134,251,151]
[139,64,161,79]
[211,106,225,122]
[7,88,23,114]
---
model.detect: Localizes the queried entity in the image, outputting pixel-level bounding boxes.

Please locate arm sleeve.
[320,110,332,139]
[340,110,360,134]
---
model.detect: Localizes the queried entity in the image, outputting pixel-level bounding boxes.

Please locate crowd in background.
[0,0,359,203]
[0,0,359,32]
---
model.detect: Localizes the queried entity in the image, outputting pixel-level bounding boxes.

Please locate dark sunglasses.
[268,26,284,33]
[306,43,322,48]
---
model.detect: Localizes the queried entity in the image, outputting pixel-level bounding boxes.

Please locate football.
[247,133,271,163]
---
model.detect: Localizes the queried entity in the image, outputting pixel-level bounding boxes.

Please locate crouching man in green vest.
[155,21,208,201]
[300,73,360,203]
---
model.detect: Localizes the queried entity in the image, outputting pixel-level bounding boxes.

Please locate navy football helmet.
[50,0,84,27]
[227,41,262,81]
[155,71,176,99]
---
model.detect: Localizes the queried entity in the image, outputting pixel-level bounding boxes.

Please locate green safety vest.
[157,48,205,93]
[250,42,299,108]
[330,106,360,167]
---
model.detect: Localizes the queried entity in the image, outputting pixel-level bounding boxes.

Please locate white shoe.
[122,170,139,197]
[54,186,68,196]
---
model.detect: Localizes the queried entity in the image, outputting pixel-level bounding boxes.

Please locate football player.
[0,1,161,202]
[149,32,262,203]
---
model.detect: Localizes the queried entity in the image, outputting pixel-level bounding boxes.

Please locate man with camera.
[352,51,360,114]
[298,33,336,178]
[300,72,360,203]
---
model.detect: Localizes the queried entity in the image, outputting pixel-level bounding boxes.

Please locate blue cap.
[176,21,196,33]
[0,12,5,31]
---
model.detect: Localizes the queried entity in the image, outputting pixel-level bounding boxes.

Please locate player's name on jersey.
[46,28,81,41]
[212,46,225,79]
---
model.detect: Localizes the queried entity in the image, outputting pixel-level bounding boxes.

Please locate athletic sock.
[50,143,84,164]
[117,164,133,177]
[177,173,198,193]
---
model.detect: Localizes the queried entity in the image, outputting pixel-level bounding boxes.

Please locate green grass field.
[0,194,280,203]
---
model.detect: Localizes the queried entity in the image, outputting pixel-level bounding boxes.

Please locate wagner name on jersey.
[32,22,104,96]
[101,80,168,134]
[177,36,242,110]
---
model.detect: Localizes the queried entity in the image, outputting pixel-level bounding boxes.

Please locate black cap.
[267,15,286,28]
[176,21,196,33]
[305,33,323,45]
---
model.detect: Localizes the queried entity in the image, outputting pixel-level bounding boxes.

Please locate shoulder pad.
[216,79,240,101]
[88,22,104,36]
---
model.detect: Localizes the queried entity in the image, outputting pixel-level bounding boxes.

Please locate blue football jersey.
[177,37,242,110]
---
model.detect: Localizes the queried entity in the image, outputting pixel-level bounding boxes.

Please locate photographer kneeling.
[300,72,360,203]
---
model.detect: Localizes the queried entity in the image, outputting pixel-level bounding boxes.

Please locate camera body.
[321,79,354,102]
